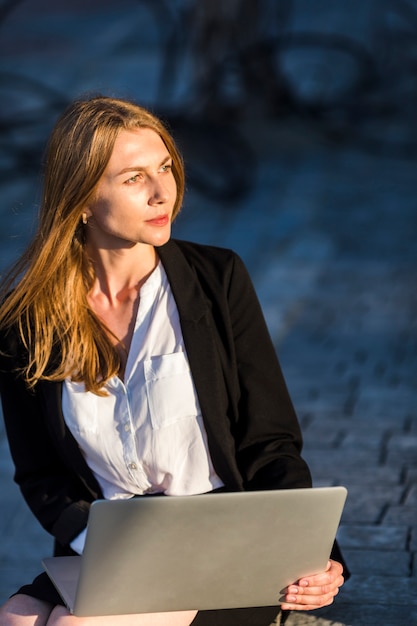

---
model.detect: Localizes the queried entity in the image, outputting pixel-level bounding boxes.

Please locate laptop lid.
[42,486,347,616]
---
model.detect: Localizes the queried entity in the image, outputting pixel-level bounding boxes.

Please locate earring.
[82,212,88,225]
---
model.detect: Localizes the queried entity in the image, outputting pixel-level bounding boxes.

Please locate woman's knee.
[46,605,83,626]
[0,593,53,625]
[45,605,86,626]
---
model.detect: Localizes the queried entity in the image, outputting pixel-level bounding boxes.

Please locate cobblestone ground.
[1,2,417,624]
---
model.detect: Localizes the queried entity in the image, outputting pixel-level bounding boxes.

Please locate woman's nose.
[149,178,169,204]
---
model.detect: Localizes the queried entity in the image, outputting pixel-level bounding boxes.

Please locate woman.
[0,96,346,626]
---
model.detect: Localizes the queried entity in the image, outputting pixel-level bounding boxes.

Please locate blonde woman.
[0,96,346,626]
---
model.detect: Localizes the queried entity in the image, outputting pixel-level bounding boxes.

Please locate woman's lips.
[146,214,169,226]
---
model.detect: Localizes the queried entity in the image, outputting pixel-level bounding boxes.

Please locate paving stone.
[296,604,417,626]
[412,553,417,577]
[303,449,380,474]
[312,466,402,488]
[302,414,407,437]
[406,468,417,486]
[338,432,386,451]
[388,434,417,452]
[354,395,417,420]
[302,431,343,449]
[283,612,347,626]
[337,525,408,550]
[405,485,417,505]
[383,506,417,526]
[340,548,411,576]
[410,528,417,551]
[386,447,417,465]
[337,574,417,606]
[339,485,405,525]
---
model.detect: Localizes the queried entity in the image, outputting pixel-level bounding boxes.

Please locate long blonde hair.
[0,95,185,394]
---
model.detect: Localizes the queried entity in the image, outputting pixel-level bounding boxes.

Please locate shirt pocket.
[62,381,99,436]
[144,352,200,430]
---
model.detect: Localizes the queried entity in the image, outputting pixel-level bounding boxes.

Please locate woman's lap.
[11,573,282,626]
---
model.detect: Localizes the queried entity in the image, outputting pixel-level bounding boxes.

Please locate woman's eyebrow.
[117,155,172,176]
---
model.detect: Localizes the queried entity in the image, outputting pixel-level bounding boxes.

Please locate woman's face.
[84,128,177,250]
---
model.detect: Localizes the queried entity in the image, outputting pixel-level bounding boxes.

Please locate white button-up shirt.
[62,262,223,505]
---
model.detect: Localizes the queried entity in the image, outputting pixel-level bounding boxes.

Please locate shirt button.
[128,462,137,471]
[124,424,131,432]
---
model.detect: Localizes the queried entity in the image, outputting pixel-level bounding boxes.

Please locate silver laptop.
[42,486,347,616]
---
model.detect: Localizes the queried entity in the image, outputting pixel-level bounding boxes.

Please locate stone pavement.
[1,2,417,625]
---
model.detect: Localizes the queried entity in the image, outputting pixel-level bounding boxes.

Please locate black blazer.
[0,239,312,552]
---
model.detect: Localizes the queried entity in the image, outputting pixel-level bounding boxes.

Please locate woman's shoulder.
[158,239,253,299]
[167,238,245,271]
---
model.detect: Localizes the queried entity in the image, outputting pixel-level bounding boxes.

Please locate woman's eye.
[126,173,142,184]
[160,163,172,173]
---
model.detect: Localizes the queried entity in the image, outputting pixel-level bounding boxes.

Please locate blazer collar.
[157,240,209,322]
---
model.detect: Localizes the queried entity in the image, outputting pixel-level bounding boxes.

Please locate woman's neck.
[86,244,159,378]
[87,243,158,306]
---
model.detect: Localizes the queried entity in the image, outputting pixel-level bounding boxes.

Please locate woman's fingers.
[280,560,344,611]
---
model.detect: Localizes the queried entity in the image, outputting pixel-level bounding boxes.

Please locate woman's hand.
[281,559,344,611]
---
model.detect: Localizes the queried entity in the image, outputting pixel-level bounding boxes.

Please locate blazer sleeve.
[222,252,312,491]
[224,252,349,576]
[0,330,98,548]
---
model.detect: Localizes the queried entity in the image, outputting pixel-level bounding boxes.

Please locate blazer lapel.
[158,240,244,490]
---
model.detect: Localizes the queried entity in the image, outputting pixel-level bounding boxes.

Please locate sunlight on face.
[85,128,177,250]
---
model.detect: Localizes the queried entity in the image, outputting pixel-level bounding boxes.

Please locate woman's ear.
[81,206,93,224]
